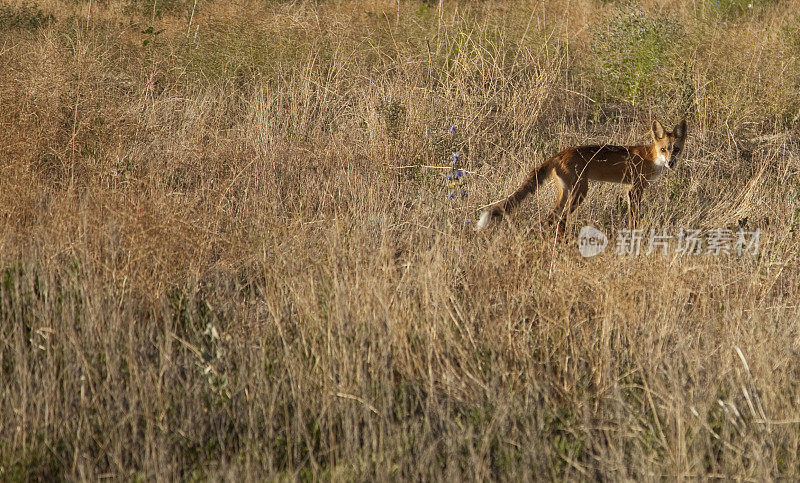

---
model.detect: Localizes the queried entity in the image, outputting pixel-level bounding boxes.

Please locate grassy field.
[2,0,800,479]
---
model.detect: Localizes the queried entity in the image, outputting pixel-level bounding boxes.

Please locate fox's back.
[552,144,652,183]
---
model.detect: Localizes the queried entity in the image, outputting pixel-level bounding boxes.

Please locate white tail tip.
[476,210,493,231]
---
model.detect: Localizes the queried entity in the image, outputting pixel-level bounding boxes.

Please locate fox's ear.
[674,119,687,138]
[652,120,665,140]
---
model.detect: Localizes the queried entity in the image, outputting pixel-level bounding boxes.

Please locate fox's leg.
[547,172,583,238]
[627,181,646,229]
[556,178,588,237]
[545,174,571,227]
[568,178,588,215]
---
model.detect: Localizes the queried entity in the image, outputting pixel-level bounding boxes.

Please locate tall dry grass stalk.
[1,0,800,479]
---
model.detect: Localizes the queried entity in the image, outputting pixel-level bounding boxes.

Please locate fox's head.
[651,119,688,169]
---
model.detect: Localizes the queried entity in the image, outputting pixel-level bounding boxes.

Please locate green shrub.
[0,2,53,31]
[592,9,682,103]
[123,0,188,18]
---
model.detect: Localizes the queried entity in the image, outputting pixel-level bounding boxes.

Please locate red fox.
[475,119,687,234]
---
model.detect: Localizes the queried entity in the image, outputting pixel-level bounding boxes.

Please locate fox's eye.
[661,148,667,153]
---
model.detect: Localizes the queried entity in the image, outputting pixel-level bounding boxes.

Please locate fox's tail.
[476,160,553,231]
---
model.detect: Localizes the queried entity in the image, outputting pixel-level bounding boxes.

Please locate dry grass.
[1,0,800,479]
